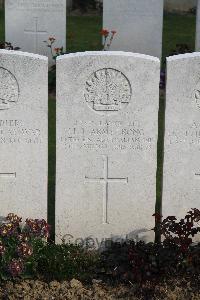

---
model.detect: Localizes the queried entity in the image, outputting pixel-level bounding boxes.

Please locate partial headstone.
[103,0,164,58]
[0,50,48,219]
[5,0,66,64]
[163,53,200,220]
[196,0,200,51]
[56,51,160,246]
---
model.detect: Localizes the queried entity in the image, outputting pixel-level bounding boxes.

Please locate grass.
[0,12,196,237]
[0,8,4,40]
[162,12,196,64]
[67,16,102,52]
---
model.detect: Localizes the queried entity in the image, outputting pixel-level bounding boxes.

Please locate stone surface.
[103,0,164,58]
[5,0,66,64]
[163,53,200,220]
[56,51,160,246]
[0,50,48,219]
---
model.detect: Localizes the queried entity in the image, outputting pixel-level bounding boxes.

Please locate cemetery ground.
[0,10,200,300]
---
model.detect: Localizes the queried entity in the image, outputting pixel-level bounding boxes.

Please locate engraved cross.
[24,17,47,52]
[85,156,128,224]
[0,172,16,192]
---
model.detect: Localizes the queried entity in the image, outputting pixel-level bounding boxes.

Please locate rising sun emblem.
[0,67,19,110]
[85,68,132,114]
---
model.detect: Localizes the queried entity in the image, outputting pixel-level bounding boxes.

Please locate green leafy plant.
[0,214,98,282]
[1,209,199,286]
[0,214,50,280]
[36,243,99,282]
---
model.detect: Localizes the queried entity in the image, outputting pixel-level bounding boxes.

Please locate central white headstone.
[0,50,48,220]
[103,0,164,58]
[5,0,66,64]
[56,51,160,246]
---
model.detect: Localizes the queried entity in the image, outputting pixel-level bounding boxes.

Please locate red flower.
[17,242,33,258]
[8,259,24,277]
[6,213,22,225]
[100,29,109,37]
[25,218,50,239]
[111,30,117,35]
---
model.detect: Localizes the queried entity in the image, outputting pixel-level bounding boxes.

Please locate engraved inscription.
[85,68,131,114]
[85,156,128,224]
[60,119,153,152]
[167,122,200,145]
[7,0,65,12]
[0,119,42,144]
[0,68,19,110]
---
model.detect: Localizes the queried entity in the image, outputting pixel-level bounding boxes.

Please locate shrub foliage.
[0,209,199,285]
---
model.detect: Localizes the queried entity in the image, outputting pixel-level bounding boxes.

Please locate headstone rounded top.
[0,49,48,61]
[56,51,160,63]
[0,67,19,110]
[167,52,200,62]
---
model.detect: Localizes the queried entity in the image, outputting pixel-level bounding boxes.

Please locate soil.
[0,278,199,300]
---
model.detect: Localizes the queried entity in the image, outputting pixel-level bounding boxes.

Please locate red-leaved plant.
[160,208,200,252]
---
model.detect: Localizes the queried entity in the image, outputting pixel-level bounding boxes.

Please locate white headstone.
[0,50,48,220]
[103,0,164,58]
[56,51,160,246]
[163,53,200,220]
[5,0,66,64]
[196,0,200,51]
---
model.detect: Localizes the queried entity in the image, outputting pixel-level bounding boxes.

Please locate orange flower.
[100,29,109,37]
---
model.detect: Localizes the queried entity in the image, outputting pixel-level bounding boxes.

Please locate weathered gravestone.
[0,50,48,219]
[103,0,164,58]
[56,51,160,246]
[5,0,66,64]
[163,53,200,220]
[196,0,200,51]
